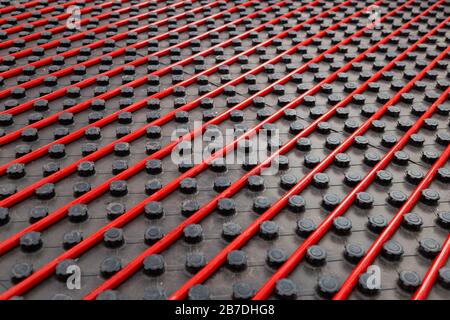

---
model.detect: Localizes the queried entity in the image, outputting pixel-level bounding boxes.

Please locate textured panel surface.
[0,0,448,300]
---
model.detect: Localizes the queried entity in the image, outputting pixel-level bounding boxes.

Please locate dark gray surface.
[0,0,448,300]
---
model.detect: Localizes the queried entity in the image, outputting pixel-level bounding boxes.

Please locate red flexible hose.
[0,0,185,53]
[86,0,430,300]
[169,2,448,300]
[0,0,90,26]
[0,0,205,76]
[0,0,54,15]
[0,0,145,45]
[252,48,450,300]
[331,91,450,299]
[412,235,450,300]
[0,0,302,193]
[0,0,335,254]
[90,0,439,300]
[334,142,450,300]
[0,0,327,198]
[0,0,151,47]
[1,0,117,35]
[0,0,379,300]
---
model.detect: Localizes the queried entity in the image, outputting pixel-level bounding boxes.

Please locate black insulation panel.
[0,0,448,300]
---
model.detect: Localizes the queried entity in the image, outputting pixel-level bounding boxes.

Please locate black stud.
[317,275,340,299]
[180,178,197,194]
[422,150,439,164]
[103,228,125,248]
[247,175,264,191]
[364,151,381,167]
[344,243,365,264]
[77,161,95,176]
[145,179,162,195]
[332,217,352,235]
[398,270,421,293]
[252,196,271,214]
[226,250,248,272]
[100,256,122,278]
[183,224,203,244]
[188,285,211,300]
[367,214,387,234]
[232,282,255,300]
[287,195,305,213]
[11,262,33,284]
[222,222,241,242]
[437,168,450,183]
[266,248,287,269]
[185,252,207,274]
[295,218,316,238]
[275,279,297,300]
[144,201,164,220]
[405,168,424,185]
[181,199,200,217]
[418,238,441,259]
[55,259,77,281]
[68,204,88,222]
[357,272,379,296]
[0,207,10,226]
[109,180,128,197]
[144,226,164,245]
[35,183,55,199]
[387,190,408,207]
[259,220,279,240]
[334,153,351,167]
[106,202,125,220]
[438,267,450,289]
[213,176,231,192]
[344,172,362,187]
[322,193,341,211]
[216,198,235,216]
[280,174,297,190]
[6,163,26,179]
[295,137,311,151]
[355,192,374,209]
[63,230,83,249]
[375,170,393,186]
[306,245,327,266]
[420,189,440,206]
[96,290,121,300]
[402,213,423,231]
[20,231,42,252]
[381,240,404,261]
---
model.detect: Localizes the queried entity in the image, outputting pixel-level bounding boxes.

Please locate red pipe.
[0,0,381,300]
[88,0,442,300]
[0,0,148,45]
[0,1,257,141]
[412,235,450,300]
[335,143,450,300]
[0,0,329,197]
[0,0,207,77]
[0,0,337,253]
[0,0,55,15]
[1,0,116,35]
[331,93,450,299]
[0,0,89,26]
[252,50,450,300]
[0,0,185,53]
[169,3,449,301]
